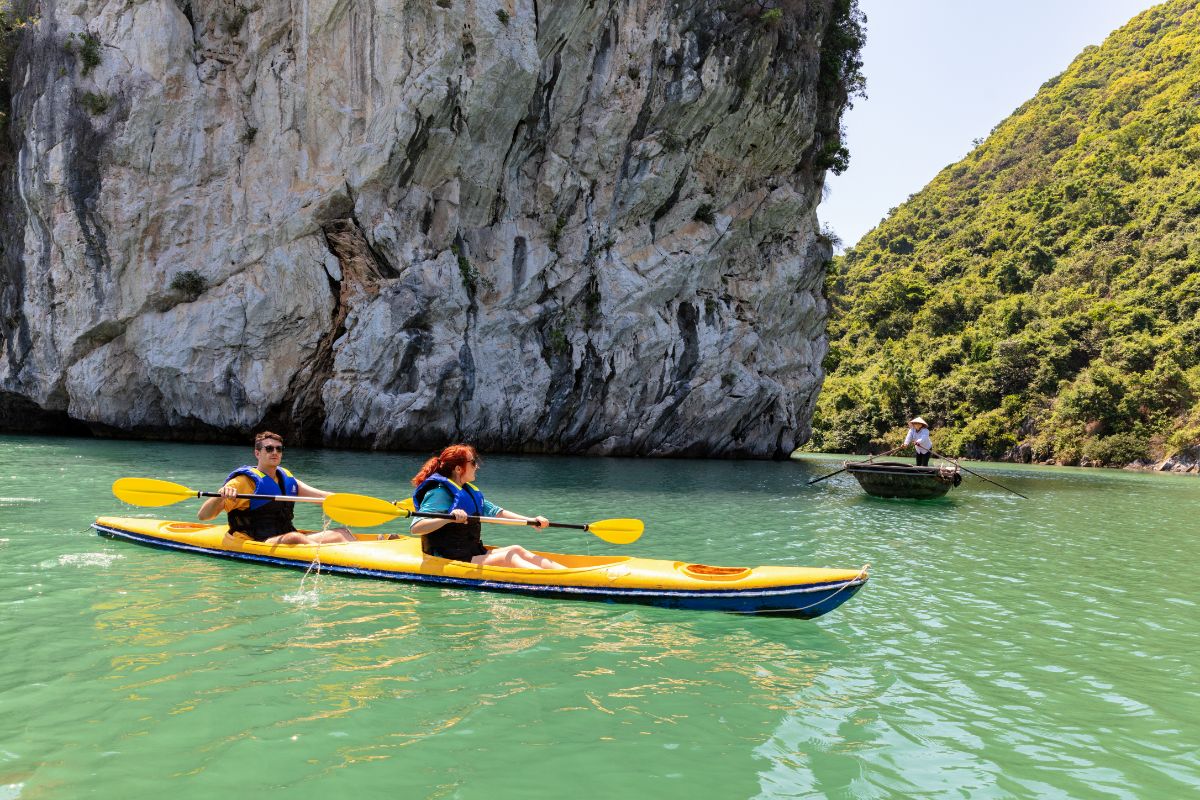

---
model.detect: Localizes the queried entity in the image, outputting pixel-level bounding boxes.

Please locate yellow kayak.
[92,516,869,618]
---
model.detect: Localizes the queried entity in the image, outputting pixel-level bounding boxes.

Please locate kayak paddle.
[928,450,1029,499]
[323,492,644,545]
[112,477,326,507]
[807,444,908,485]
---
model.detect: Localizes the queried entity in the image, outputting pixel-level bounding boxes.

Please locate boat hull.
[93,517,868,619]
[845,461,960,499]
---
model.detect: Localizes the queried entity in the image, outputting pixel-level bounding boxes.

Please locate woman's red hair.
[411,444,478,486]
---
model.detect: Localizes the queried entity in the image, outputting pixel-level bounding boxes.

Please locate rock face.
[0,0,850,457]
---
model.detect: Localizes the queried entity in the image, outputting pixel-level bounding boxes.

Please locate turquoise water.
[1,435,1198,798]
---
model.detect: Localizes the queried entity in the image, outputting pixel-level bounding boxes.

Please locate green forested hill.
[813,0,1200,465]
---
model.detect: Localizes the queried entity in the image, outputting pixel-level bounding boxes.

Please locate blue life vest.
[412,475,487,560]
[224,466,299,541]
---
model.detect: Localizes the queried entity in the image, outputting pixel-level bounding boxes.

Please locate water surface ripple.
[0,437,1197,798]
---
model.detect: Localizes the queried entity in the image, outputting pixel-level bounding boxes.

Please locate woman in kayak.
[409,444,566,569]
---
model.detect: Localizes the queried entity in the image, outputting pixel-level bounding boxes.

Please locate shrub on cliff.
[169,270,207,300]
[0,2,31,79]
[0,3,33,84]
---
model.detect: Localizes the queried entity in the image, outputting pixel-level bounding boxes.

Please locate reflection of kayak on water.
[92,516,869,619]
[844,461,962,499]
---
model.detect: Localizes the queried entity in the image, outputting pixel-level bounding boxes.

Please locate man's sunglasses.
[258,445,284,453]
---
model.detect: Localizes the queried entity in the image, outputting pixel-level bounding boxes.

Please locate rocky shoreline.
[1003,442,1198,473]
[1126,449,1200,474]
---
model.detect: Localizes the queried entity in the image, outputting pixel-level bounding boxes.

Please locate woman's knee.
[497,547,533,566]
[477,547,511,564]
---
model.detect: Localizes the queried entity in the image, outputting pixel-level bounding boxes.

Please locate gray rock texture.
[0,0,851,457]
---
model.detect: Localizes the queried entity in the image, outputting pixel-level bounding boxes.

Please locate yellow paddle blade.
[113,478,197,507]
[585,518,644,545]
[323,493,411,527]
[396,497,416,512]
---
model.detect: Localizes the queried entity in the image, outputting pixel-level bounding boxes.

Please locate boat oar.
[930,451,1028,499]
[806,444,907,485]
[323,492,644,545]
[112,477,326,507]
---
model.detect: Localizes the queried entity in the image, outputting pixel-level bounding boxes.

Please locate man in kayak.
[198,431,356,544]
[409,444,566,568]
[904,417,934,466]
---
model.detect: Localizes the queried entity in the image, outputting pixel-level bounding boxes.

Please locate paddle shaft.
[807,443,907,485]
[197,491,324,504]
[880,443,915,459]
[930,450,1028,499]
[806,466,849,486]
[320,493,641,543]
[407,509,589,530]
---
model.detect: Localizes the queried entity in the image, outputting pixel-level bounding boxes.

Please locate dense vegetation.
[812,0,1200,466]
[0,1,34,142]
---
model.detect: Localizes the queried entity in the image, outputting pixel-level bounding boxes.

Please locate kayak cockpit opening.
[163,522,220,533]
[676,563,753,581]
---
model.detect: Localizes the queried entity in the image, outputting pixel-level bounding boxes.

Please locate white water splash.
[0,497,40,505]
[51,553,123,569]
[282,588,321,608]
[281,556,325,607]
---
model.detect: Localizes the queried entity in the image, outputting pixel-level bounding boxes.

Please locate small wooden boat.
[92,517,869,618]
[844,461,961,499]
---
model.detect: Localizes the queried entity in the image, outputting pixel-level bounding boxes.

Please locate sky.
[819,0,1164,251]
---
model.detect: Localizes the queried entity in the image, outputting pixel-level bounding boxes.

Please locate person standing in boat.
[198,431,356,545]
[904,417,934,466]
[409,444,566,569]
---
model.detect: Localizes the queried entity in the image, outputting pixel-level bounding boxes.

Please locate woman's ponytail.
[410,444,478,486]
[410,456,442,487]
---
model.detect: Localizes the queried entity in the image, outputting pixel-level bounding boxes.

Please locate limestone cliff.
[0,0,856,457]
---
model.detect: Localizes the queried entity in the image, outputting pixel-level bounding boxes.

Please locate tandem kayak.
[93,517,869,619]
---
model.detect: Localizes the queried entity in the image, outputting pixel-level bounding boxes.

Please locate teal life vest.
[225,466,299,541]
[412,475,487,560]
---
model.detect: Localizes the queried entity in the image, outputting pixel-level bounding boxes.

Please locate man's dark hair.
[254,431,284,448]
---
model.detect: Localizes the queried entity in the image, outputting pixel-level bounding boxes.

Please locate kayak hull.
[93,517,868,619]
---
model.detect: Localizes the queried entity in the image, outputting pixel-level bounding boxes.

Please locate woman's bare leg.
[266,528,354,545]
[474,545,566,569]
[311,528,355,543]
[518,547,566,569]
